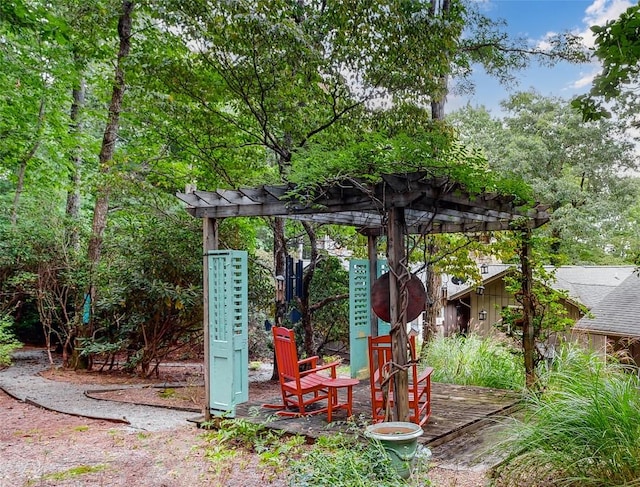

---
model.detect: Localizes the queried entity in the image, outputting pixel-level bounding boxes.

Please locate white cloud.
[536,31,557,52]
[561,1,634,92]
[571,70,599,90]
[581,0,634,48]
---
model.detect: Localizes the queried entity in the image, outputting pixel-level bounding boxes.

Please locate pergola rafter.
[177,172,549,235]
[178,171,550,422]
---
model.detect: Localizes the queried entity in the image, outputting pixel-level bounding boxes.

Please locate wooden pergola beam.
[177,174,548,234]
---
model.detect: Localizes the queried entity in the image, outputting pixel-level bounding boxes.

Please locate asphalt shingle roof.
[446,265,636,311]
[575,272,640,337]
[553,266,636,309]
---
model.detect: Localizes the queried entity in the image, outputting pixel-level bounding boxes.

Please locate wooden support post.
[368,234,378,337]
[203,217,219,421]
[387,207,410,422]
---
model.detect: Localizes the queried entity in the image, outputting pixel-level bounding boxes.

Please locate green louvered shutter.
[207,250,248,417]
[349,260,370,378]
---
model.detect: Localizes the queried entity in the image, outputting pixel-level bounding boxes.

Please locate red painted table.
[322,377,360,422]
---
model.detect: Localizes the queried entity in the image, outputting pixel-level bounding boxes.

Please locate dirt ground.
[1,361,489,486]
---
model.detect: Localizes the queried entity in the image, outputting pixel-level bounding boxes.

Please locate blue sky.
[449,0,636,115]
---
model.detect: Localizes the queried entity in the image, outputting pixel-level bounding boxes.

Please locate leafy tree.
[450,93,640,384]
[0,194,84,365]
[154,0,467,354]
[0,0,218,370]
[84,1,135,346]
[494,230,585,386]
[450,92,640,264]
[0,2,77,226]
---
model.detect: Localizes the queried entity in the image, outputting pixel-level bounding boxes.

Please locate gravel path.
[0,350,198,432]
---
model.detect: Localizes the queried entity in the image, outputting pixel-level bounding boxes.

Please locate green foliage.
[493,346,640,487]
[91,199,203,375]
[290,128,535,205]
[503,260,577,328]
[0,313,22,366]
[0,200,86,350]
[450,94,640,265]
[423,334,524,390]
[492,232,585,376]
[199,419,436,486]
[288,434,408,487]
[308,255,349,351]
[201,417,305,474]
[76,339,123,358]
[572,4,640,122]
[0,1,71,43]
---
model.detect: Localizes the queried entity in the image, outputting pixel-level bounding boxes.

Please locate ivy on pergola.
[177,171,550,422]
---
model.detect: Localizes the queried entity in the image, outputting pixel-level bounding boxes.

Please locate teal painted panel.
[349,260,371,378]
[207,250,248,417]
[231,253,249,405]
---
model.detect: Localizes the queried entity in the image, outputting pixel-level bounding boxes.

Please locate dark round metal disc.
[371,272,427,323]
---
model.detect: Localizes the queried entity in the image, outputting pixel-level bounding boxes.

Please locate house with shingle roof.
[441,265,637,340]
[572,271,640,364]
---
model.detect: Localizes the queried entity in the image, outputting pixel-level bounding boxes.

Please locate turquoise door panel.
[349,260,370,379]
[207,250,248,417]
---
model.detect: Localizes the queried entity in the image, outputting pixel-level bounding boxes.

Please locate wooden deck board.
[235,381,521,446]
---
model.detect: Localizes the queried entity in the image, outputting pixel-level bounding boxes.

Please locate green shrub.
[423,334,524,390]
[202,419,432,486]
[492,346,640,487]
[288,434,409,487]
[0,313,22,366]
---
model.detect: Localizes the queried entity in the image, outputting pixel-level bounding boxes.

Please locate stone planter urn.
[364,421,424,479]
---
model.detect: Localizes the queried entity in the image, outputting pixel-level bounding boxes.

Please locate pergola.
[177,171,550,421]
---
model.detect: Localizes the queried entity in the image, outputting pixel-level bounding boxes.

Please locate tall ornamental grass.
[493,346,640,487]
[423,334,524,390]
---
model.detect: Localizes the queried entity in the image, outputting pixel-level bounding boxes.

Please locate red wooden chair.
[368,334,433,426]
[264,326,340,416]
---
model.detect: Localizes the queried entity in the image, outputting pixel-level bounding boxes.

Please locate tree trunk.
[520,228,537,388]
[424,0,449,344]
[430,0,450,121]
[65,76,86,250]
[423,267,441,343]
[299,221,318,358]
[78,0,134,370]
[270,216,287,380]
[422,237,441,344]
[11,97,45,226]
[87,0,134,270]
